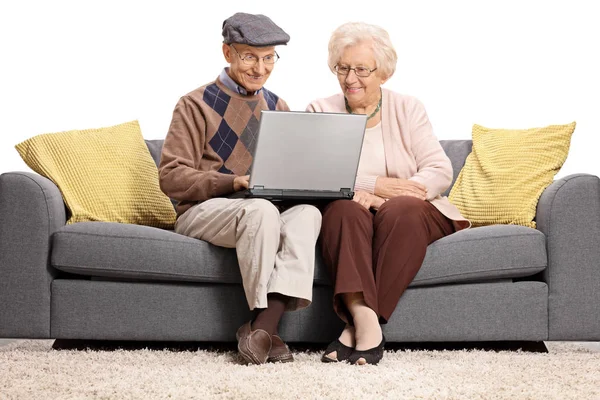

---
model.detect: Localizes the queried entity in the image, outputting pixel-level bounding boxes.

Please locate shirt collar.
[219,68,262,96]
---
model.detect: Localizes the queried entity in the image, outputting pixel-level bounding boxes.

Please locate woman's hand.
[374,177,427,200]
[353,191,386,210]
[233,175,250,191]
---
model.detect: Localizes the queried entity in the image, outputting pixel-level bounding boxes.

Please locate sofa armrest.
[536,173,600,340]
[0,172,66,338]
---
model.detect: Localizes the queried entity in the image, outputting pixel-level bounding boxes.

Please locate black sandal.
[321,339,354,363]
[348,334,386,365]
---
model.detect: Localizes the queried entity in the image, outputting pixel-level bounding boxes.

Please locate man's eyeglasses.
[334,64,378,78]
[230,45,280,66]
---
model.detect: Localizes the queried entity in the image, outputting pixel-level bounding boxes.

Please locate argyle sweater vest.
[159,78,289,216]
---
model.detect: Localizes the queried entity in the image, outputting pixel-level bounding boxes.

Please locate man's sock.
[251,293,288,336]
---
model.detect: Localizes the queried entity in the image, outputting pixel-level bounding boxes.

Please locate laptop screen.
[249,111,367,191]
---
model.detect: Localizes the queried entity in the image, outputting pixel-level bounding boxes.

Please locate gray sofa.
[1,140,599,344]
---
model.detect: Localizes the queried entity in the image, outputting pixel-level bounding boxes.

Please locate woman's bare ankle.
[338,324,355,347]
[353,308,382,351]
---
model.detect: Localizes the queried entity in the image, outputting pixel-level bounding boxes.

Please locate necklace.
[345,92,382,120]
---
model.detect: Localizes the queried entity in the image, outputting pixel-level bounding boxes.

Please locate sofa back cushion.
[439,140,472,196]
[145,139,164,168]
[145,139,474,196]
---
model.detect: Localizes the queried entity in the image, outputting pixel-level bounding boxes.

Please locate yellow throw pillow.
[449,122,576,228]
[15,120,176,229]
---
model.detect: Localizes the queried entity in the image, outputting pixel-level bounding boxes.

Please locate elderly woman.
[307,22,470,365]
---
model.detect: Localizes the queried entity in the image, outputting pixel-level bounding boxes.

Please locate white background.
[1,0,598,178]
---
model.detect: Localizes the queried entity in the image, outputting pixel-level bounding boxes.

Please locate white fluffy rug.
[1,340,599,399]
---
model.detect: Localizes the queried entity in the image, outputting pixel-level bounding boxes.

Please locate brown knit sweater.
[159,78,289,217]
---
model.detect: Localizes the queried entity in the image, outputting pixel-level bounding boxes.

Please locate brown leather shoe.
[236,321,272,365]
[267,335,294,363]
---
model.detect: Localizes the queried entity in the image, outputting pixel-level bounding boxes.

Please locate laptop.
[229,110,367,201]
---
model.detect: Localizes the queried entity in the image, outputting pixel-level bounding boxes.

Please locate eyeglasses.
[334,64,378,77]
[230,45,280,66]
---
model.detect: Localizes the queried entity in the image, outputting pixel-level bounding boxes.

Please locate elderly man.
[159,13,321,365]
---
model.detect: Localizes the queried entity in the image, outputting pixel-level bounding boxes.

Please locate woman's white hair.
[328,22,397,79]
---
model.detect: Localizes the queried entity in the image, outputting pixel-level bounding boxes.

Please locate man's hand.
[374,177,427,200]
[353,191,386,210]
[233,175,250,191]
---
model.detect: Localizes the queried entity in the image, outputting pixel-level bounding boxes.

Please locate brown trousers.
[320,196,455,323]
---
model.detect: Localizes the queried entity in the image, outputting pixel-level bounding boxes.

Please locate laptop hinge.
[341,188,353,199]
[252,185,265,190]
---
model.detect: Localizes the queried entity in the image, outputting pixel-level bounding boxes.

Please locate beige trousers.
[175,198,322,311]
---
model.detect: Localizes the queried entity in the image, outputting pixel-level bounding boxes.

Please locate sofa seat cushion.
[51,222,546,286]
[411,224,547,287]
[51,222,242,283]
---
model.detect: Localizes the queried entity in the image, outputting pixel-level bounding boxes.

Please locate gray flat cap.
[222,12,290,47]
